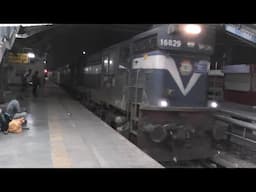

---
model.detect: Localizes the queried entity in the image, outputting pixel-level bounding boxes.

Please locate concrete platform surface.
[0,83,163,168]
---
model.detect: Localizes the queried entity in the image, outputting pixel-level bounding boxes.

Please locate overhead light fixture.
[27,52,35,58]
[82,51,86,55]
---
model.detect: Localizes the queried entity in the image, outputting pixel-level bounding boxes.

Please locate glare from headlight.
[159,100,168,107]
[210,101,218,108]
[184,24,201,35]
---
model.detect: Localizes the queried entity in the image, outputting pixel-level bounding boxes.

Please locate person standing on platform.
[32,71,40,98]
[21,69,32,92]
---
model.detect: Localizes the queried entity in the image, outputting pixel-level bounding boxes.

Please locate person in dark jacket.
[21,69,32,92]
[32,71,40,98]
[6,99,27,119]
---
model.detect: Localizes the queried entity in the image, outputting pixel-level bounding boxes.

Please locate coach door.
[102,55,115,88]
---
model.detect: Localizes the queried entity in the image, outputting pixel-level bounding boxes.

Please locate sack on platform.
[8,118,25,133]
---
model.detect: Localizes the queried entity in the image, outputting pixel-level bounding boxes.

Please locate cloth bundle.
[8,118,25,133]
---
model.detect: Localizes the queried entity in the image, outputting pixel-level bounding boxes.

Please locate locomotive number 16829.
[160,39,182,47]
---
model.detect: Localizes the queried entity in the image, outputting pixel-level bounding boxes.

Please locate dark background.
[13,24,153,70]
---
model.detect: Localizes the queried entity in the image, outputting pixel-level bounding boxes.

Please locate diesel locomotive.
[57,24,218,162]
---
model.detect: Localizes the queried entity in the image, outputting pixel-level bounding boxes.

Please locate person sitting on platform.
[6,99,27,119]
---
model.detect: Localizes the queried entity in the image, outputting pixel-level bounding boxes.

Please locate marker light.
[27,52,35,58]
[159,100,168,107]
[184,24,202,35]
[44,69,48,73]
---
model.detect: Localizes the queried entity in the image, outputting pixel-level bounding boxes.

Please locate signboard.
[7,52,29,64]
[225,24,256,44]
[194,60,210,73]
[223,64,250,74]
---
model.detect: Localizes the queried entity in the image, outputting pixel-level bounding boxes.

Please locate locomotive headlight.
[208,101,218,108]
[159,100,168,107]
[184,24,202,35]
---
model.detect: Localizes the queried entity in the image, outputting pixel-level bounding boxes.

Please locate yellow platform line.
[49,118,72,168]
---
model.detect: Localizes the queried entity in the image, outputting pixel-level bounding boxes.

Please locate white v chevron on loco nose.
[132,55,202,96]
[164,56,201,96]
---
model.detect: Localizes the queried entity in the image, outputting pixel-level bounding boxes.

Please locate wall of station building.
[1,49,47,85]
[7,62,45,85]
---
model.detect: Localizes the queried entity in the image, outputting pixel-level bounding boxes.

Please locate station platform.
[0,83,163,168]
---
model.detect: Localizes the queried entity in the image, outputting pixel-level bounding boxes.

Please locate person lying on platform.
[0,99,28,134]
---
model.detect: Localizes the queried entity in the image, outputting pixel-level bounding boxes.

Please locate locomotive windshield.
[132,24,215,56]
[157,24,215,55]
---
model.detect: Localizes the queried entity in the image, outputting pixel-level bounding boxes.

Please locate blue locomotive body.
[58,24,217,162]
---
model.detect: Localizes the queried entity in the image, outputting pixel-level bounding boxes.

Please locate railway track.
[161,159,219,168]
[162,149,256,168]
[209,150,256,168]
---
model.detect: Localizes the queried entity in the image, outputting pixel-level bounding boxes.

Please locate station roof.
[13,24,153,69]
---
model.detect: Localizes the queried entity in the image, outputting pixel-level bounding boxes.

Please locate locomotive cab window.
[119,47,130,68]
[108,58,114,74]
[103,56,109,74]
[103,56,114,75]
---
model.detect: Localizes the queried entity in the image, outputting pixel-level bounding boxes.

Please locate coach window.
[120,47,130,67]
[108,59,114,74]
[103,56,109,73]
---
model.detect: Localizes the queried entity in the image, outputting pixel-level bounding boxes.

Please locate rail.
[210,152,256,168]
[214,113,256,145]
